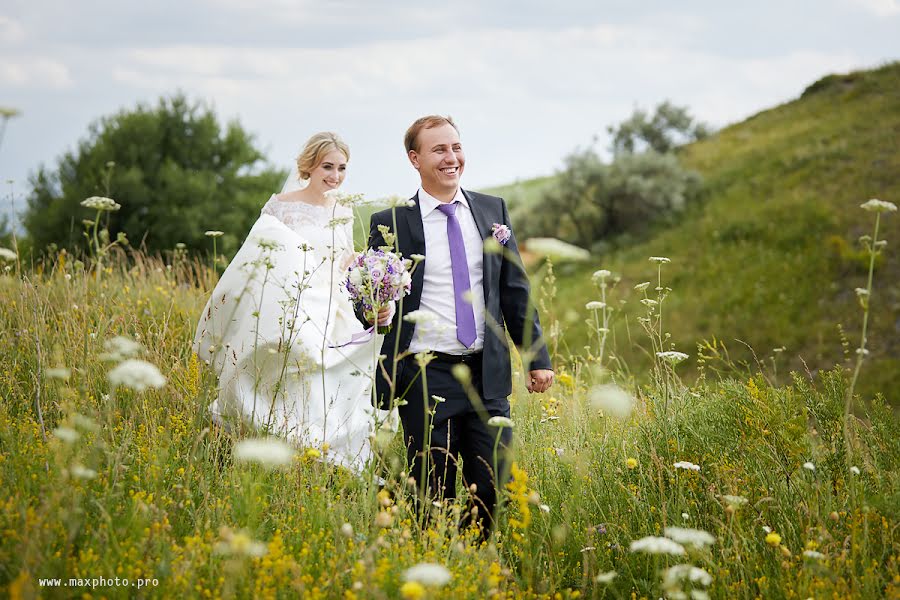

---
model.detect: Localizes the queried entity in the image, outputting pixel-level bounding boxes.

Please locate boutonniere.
[491,223,511,245]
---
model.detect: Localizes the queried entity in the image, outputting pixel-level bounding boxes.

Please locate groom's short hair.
[405,115,458,153]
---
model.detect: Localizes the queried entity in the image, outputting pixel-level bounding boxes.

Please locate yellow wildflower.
[400,581,426,600]
[626,457,638,470]
[765,532,782,547]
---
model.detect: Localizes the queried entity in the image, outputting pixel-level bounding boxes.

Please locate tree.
[517,102,707,250]
[608,101,711,157]
[24,94,285,257]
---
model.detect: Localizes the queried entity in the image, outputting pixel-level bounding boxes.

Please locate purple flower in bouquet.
[344,248,412,333]
[492,223,511,245]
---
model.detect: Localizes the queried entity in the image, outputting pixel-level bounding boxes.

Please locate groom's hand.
[375,301,395,326]
[527,369,554,394]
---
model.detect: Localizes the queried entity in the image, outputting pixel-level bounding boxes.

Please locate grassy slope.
[482,62,900,402]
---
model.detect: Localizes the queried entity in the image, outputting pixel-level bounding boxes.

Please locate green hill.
[482,62,900,402]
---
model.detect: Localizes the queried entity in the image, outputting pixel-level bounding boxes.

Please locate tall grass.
[1,208,899,599]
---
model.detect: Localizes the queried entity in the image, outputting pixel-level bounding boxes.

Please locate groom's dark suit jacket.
[359,189,552,409]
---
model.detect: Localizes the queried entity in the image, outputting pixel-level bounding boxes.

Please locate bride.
[193,132,390,472]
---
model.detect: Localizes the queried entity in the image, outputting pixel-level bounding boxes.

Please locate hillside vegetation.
[486,62,900,403]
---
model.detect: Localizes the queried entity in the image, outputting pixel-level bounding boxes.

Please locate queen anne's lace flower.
[664,527,716,548]
[403,563,452,587]
[589,384,633,419]
[487,416,514,428]
[629,536,685,555]
[233,438,295,468]
[108,359,166,391]
[673,461,701,472]
[860,198,897,213]
[81,196,121,211]
[657,351,689,364]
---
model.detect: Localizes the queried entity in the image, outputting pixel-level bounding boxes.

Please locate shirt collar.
[418,186,468,217]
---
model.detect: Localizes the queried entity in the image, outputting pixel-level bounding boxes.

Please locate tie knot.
[436,201,458,217]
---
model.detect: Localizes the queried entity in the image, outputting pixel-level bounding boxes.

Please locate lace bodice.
[260,195,356,267]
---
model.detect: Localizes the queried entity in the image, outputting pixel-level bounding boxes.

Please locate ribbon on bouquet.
[328,325,376,349]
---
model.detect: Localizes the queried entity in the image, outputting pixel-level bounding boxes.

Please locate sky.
[2,0,899,226]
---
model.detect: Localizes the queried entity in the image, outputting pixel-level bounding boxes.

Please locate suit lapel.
[401,194,425,315]
[462,189,495,304]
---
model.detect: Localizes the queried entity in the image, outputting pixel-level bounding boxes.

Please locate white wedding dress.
[193,195,383,472]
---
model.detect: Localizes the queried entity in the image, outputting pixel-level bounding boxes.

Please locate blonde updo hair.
[296,132,350,180]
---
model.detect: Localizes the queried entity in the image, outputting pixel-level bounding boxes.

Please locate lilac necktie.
[436,201,477,348]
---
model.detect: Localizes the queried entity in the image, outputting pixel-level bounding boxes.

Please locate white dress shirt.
[408,187,486,355]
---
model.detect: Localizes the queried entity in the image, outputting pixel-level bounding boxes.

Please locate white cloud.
[0,56,73,89]
[846,0,900,16]
[0,15,26,44]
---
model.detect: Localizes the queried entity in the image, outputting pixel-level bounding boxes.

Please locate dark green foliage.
[508,102,705,250]
[23,94,285,257]
[608,100,711,156]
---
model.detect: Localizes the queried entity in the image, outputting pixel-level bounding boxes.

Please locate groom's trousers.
[396,353,512,536]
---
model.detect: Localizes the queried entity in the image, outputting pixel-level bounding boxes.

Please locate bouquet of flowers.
[344,248,412,333]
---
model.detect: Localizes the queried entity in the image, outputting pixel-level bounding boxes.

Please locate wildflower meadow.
[0,197,898,599]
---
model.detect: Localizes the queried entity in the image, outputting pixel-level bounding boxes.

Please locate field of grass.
[1,240,899,598]
[485,63,900,404]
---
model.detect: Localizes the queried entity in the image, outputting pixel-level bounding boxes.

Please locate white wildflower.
[803,461,815,472]
[403,310,438,325]
[720,494,749,507]
[341,523,354,538]
[762,526,772,534]
[205,230,224,237]
[108,359,166,391]
[72,413,99,432]
[589,383,633,419]
[585,301,607,310]
[854,287,869,297]
[233,438,295,468]
[657,351,689,364]
[81,196,121,211]
[594,571,617,584]
[634,281,651,291]
[539,504,550,513]
[803,550,825,560]
[70,464,98,480]
[682,512,690,521]
[214,529,268,558]
[410,253,425,262]
[640,298,658,307]
[663,564,713,587]
[850,466,861,475]
[524,237,590,262]
[0,248,17,261]
[53,427,80,443]
[664,527,716,549]
[649,256,671,264]
[100,336,143,361]
[592,269,612,281]
[403,562,452,587]
[45,367,71,380]
[487,416,514,429]
[673,461,701,472]
[860,198,897,213]
[629,536,685,555]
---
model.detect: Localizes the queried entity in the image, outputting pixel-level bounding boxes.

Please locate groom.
[362,115,553,534]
